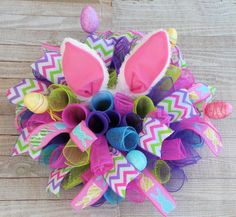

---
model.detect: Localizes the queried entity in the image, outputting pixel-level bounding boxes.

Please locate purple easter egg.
[80,6,99,34]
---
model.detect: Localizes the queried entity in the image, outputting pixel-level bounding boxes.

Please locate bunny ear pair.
[61,30,170,100]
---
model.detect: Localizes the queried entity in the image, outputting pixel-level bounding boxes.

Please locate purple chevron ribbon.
[157,89,198,123]
[31,51,65,84]
[112,36,131,74]
[6,79,48,105]
[85,35,115,67]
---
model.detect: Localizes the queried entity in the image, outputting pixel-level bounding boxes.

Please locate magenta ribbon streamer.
[90,136,114,175]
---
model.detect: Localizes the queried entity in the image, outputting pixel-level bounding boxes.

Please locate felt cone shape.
[117,30,171,96]
[61,38,109,100]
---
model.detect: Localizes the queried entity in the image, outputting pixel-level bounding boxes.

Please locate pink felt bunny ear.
[116,30,171,97]
[61,38,109,100]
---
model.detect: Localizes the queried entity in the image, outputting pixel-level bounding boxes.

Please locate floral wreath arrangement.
[6,6,232,216]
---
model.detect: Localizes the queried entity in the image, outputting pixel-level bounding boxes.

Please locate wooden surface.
[0,0,236,216]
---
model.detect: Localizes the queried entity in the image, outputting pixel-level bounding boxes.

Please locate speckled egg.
[80,6,99,34]
[126,150,147,171]
[24,92,49,114]
[167,28,177,46]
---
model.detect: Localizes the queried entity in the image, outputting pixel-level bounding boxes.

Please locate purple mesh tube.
[114,92,134,116]
[62,103,88,128]
[122,112,143,133]
[86,111,110,135]
[106,110,121,128]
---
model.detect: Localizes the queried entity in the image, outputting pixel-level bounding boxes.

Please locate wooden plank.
[0,29,86,46]
[0,178,235,201]
[0,156,50,178]
[112,0,236,36]
[0,200,120,217]
[0,13,111,31]
[0,200,235,217]
[0,0,111,17]
[0,28,235,47]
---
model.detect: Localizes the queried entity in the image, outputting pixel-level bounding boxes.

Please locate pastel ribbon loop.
[114,92,134,116]
[136,169,176,216]
[49,145,68,169]
[62,103,88,128]
[63,139,90,167]
[104,150,140,198]
[31,51,65,84]
[48,84,77,112]
[62,165,90,190]
[147,76,175,105]
[139,118,173,157]
[71,175,108,211]
[86,111,110,135]
[39,143,58,165]
[6,78,48,106]
[106,126,139,152]
[89,90,114,112]
[122,112,143,133]
[152,160,171,184]
[161,139,187,161]
[28,122,71,151]
[105,110,121,128]
[70,121,97,152]
[104,187,123,204]
[133,96,155,119]
[157,89,198,123]
[90,136,114,175]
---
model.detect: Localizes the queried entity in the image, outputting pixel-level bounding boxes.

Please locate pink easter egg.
[204,101,233,119]
[80,6,99,34]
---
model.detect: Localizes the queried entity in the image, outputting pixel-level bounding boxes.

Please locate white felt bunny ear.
[116,30,171,97]
[61,38,109,100]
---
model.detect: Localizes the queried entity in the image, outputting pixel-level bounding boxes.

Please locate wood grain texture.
[0,0,236,216]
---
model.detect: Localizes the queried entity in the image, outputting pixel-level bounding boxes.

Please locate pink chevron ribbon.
[103,149,140,198]
[139,118,173,157]
[136,169,176,217]
[28,122,71,151]
[85,35,115,67]
[71,175,108,211]
[46,167,72,195]
[157,89,198,123]
[6,79,48,105]
[31,51,65,84]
